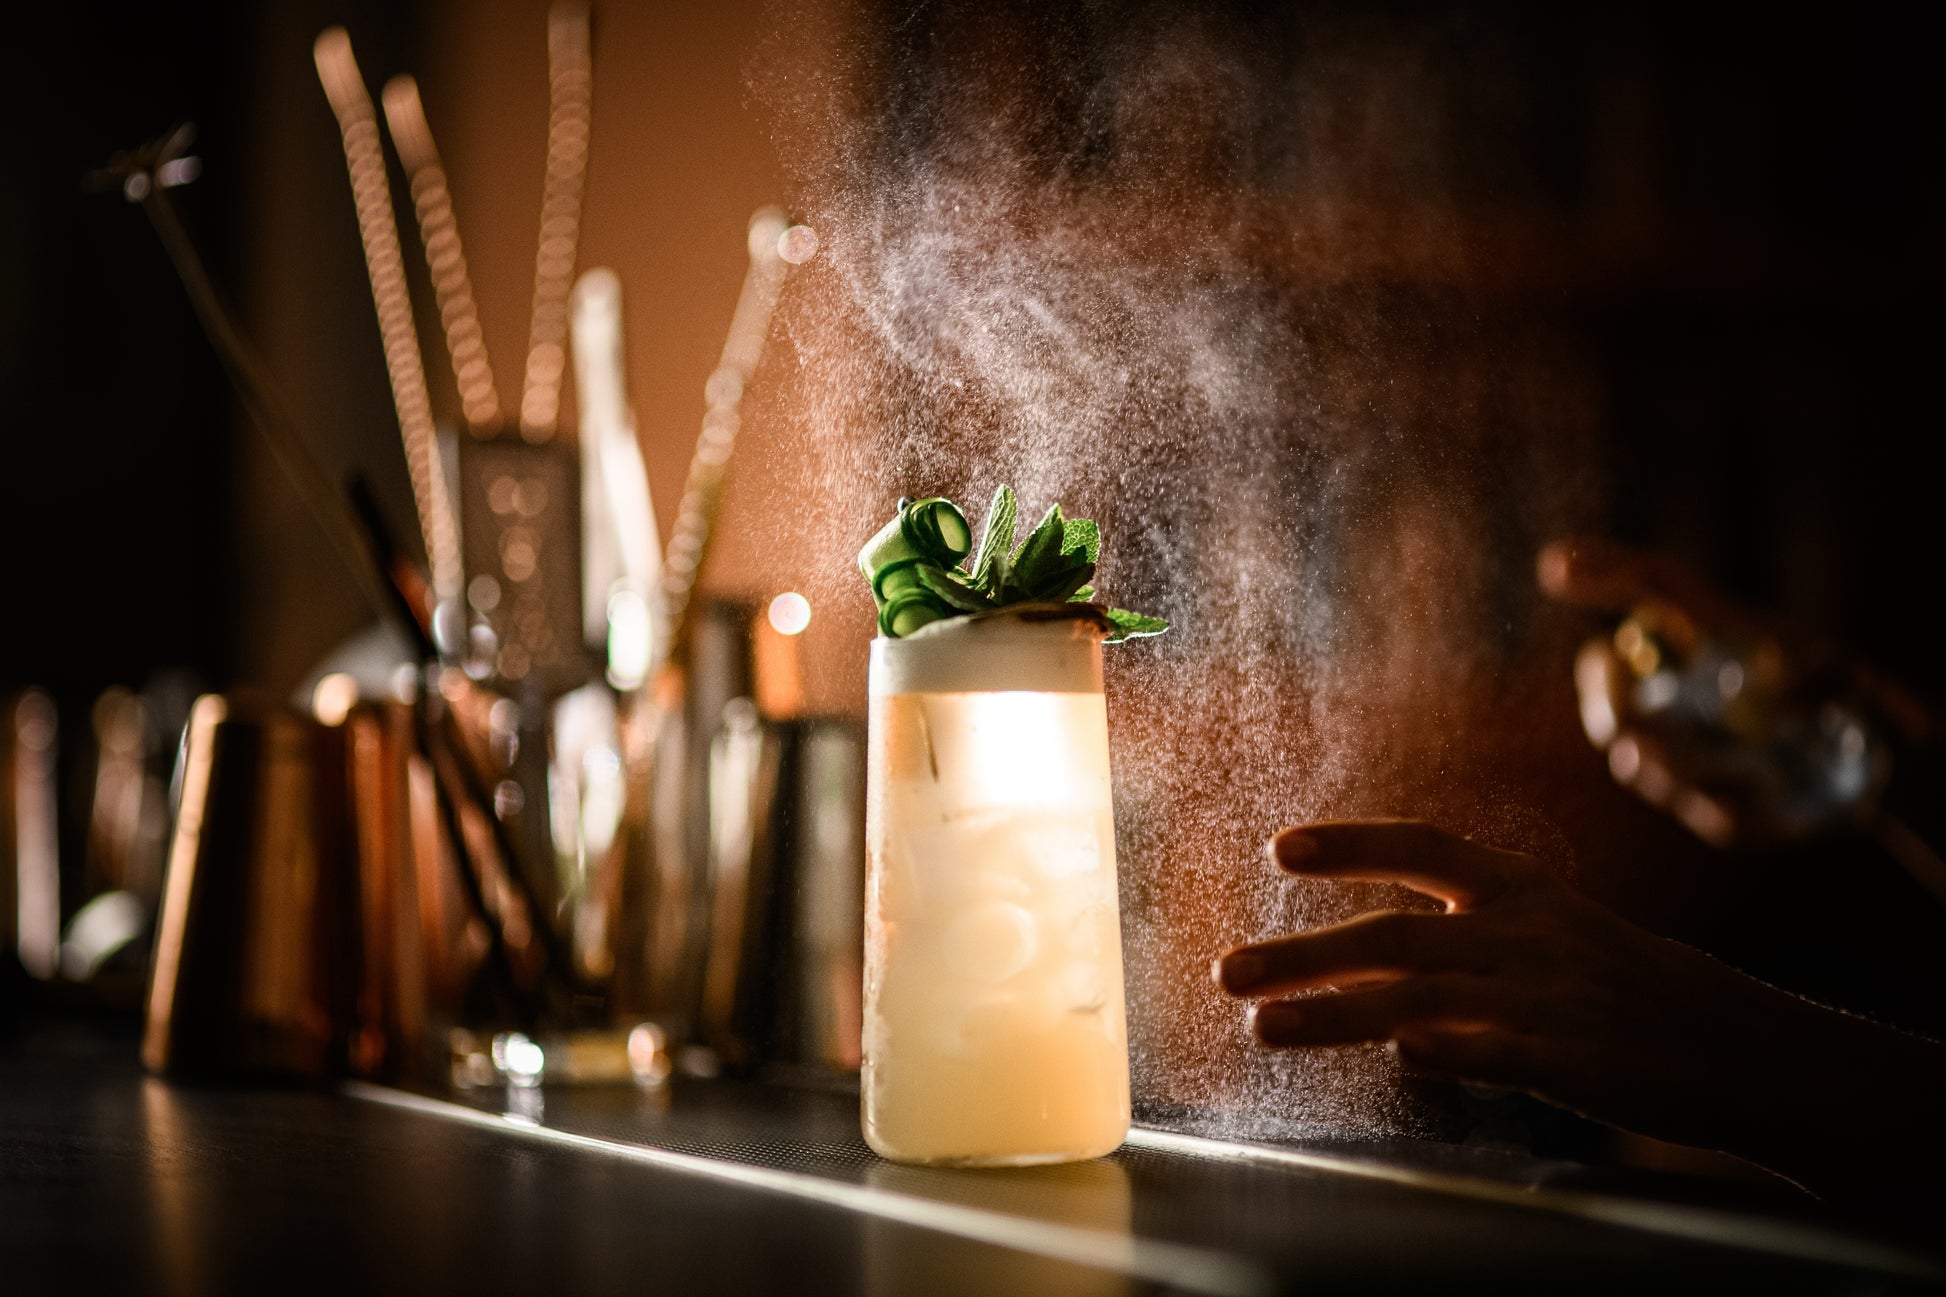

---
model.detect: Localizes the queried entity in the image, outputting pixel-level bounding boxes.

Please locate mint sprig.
[1060,518,1099,563]
[859,484,1170,642]
[1101,608,1170,642]
[969,484,1017,593]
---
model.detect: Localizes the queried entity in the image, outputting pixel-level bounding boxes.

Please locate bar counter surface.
[3,1017,1940,1295]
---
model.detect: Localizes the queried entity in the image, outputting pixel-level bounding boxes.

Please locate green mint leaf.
[970,485,1017,592]
[913,563,997,613]
[1028,559,1095,603]
[1009,503,1067,593]
[1102,607,1170,642]
[1067,585,1096,603]
[983,545,1011,598]
[1060,518,1100,563]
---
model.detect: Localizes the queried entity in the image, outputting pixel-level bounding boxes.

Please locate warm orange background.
[237,0,803,694]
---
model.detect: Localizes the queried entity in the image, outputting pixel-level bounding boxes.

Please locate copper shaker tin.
[143,695,353,1078]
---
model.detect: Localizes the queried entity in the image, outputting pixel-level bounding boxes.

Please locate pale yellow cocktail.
[862,616,1131,1165]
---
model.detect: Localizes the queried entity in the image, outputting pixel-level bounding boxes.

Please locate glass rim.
[870,618,1105,696]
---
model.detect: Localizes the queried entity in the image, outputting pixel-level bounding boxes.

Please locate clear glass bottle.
[862,615,1131,1165]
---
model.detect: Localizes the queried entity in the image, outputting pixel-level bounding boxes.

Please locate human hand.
[1212,819,1946,1198]
[1537,538,1921,849]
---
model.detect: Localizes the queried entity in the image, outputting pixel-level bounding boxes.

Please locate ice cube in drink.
[863,616,1131,1165]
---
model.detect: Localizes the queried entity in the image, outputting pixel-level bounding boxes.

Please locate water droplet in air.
[777,224,821,265]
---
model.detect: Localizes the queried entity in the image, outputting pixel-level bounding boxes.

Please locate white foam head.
[870,614,1105,696]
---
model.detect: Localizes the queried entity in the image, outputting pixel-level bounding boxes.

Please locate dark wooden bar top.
[3,1019,1941,1295]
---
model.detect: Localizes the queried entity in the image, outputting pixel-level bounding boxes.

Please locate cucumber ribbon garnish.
[858,486,1170,642]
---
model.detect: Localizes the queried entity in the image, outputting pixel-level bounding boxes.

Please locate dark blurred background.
[6,1,250,698]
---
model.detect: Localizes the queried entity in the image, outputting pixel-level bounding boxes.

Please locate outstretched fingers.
[1249,975,1505,1047]
[1213,909,1477,997]
[1245,969,1564,1099]
[1269,820,1533,911]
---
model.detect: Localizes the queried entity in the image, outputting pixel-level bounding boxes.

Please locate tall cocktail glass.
[862,615,1131,1165]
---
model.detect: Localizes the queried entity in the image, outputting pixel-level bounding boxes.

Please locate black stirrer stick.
[99,127,409,641]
